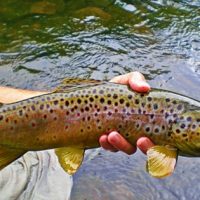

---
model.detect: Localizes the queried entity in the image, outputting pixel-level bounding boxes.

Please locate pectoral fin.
[55,147,85,175]
[146,145,178,178]
[0,147,26,170]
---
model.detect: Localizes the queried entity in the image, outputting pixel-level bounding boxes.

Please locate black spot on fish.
[100,98,105,104]
[153,104,158,110]
[0,115,3,121]
[120,99,124,104]
[145,127,150,132]
[192,124,196,129]
[89,97,94,102]
[113,94,118,99]
[162,125,165,130]
[107,94,111,98]
[128,95,132,100]
[141,103,145,108]
[54,100,59,105]
[93,89,96,94]
[31,105,36,111]
[176,129,180,134]
[165,112,169,118]
[150,114,154,119]
[85,107,89,111]
[118,124,122,129]
[147,97,152,102]
[115,102,118,106]
[40,104,44,110]
[107,100,112,105]
[135,99,139,104]
[170,109,174,113]
[182,133,187,137]
[177,104,183,110]
[125,133,130,137]
[65,101,69,107]
[187,117,192,122]
[180,124,185,129]
[154,128,159,133]
[165,98,170,102]
[99,90,104,94]
[126,102,130,107]
[19,110,23,116]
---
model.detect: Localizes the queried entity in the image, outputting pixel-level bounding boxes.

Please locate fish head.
[171,111,200,156]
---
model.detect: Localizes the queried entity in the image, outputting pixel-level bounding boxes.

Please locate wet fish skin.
[0,81,200,177]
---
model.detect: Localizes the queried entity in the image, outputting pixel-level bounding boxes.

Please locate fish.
[0,79,200,178]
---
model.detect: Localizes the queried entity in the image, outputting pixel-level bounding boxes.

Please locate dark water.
[0,0,200,199]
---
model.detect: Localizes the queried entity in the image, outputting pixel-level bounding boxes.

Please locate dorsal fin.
[54,78,103,93]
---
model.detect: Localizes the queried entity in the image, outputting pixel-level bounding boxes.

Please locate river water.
[0,0,200,199]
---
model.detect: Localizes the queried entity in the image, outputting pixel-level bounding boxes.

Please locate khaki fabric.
[0,150,73,200]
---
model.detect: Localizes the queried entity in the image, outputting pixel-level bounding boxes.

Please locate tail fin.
[0,147,26,170]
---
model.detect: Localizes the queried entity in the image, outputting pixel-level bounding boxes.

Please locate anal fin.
[0,146,26,170]
[55,147,85,175]
[146,145,178,178]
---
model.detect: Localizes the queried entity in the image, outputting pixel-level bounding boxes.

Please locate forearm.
[0,86,49,104]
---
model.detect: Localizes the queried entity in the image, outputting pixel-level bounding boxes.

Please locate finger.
[128,72,150,93]
[107,131,136,155]
[109,72,132,84]
[99,135,119,152]
[110,71,150,93]
[136,137,154,154]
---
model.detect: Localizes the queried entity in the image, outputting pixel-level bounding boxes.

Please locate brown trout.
[0,79,200,178]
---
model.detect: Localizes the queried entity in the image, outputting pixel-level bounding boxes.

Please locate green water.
[0,0,200,199]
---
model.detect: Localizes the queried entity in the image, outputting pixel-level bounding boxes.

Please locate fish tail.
[0,147,26,170]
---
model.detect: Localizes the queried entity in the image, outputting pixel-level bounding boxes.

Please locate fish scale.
[0,80,200,177]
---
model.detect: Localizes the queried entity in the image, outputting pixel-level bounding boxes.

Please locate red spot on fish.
[65,125,68,130]
[77,113,80,117]
[44,114,47,119]
[0,115,3,121]
[32,123,36,127]
[14,120,17,124]
[5,118,9,123]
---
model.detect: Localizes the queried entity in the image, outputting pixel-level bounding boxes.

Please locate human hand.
[99,72,154,155]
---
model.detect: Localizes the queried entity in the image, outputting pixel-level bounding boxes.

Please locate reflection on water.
[0,0,200,199]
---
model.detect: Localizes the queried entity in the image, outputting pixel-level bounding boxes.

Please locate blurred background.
[0,0,200,199]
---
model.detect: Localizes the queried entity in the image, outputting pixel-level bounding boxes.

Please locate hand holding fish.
[99,72,154,154]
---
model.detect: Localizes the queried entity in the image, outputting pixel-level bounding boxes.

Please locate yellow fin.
[146,145,178,178]
[55,147,85,175]
[54,78,102,93]
[0,147,26,170]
